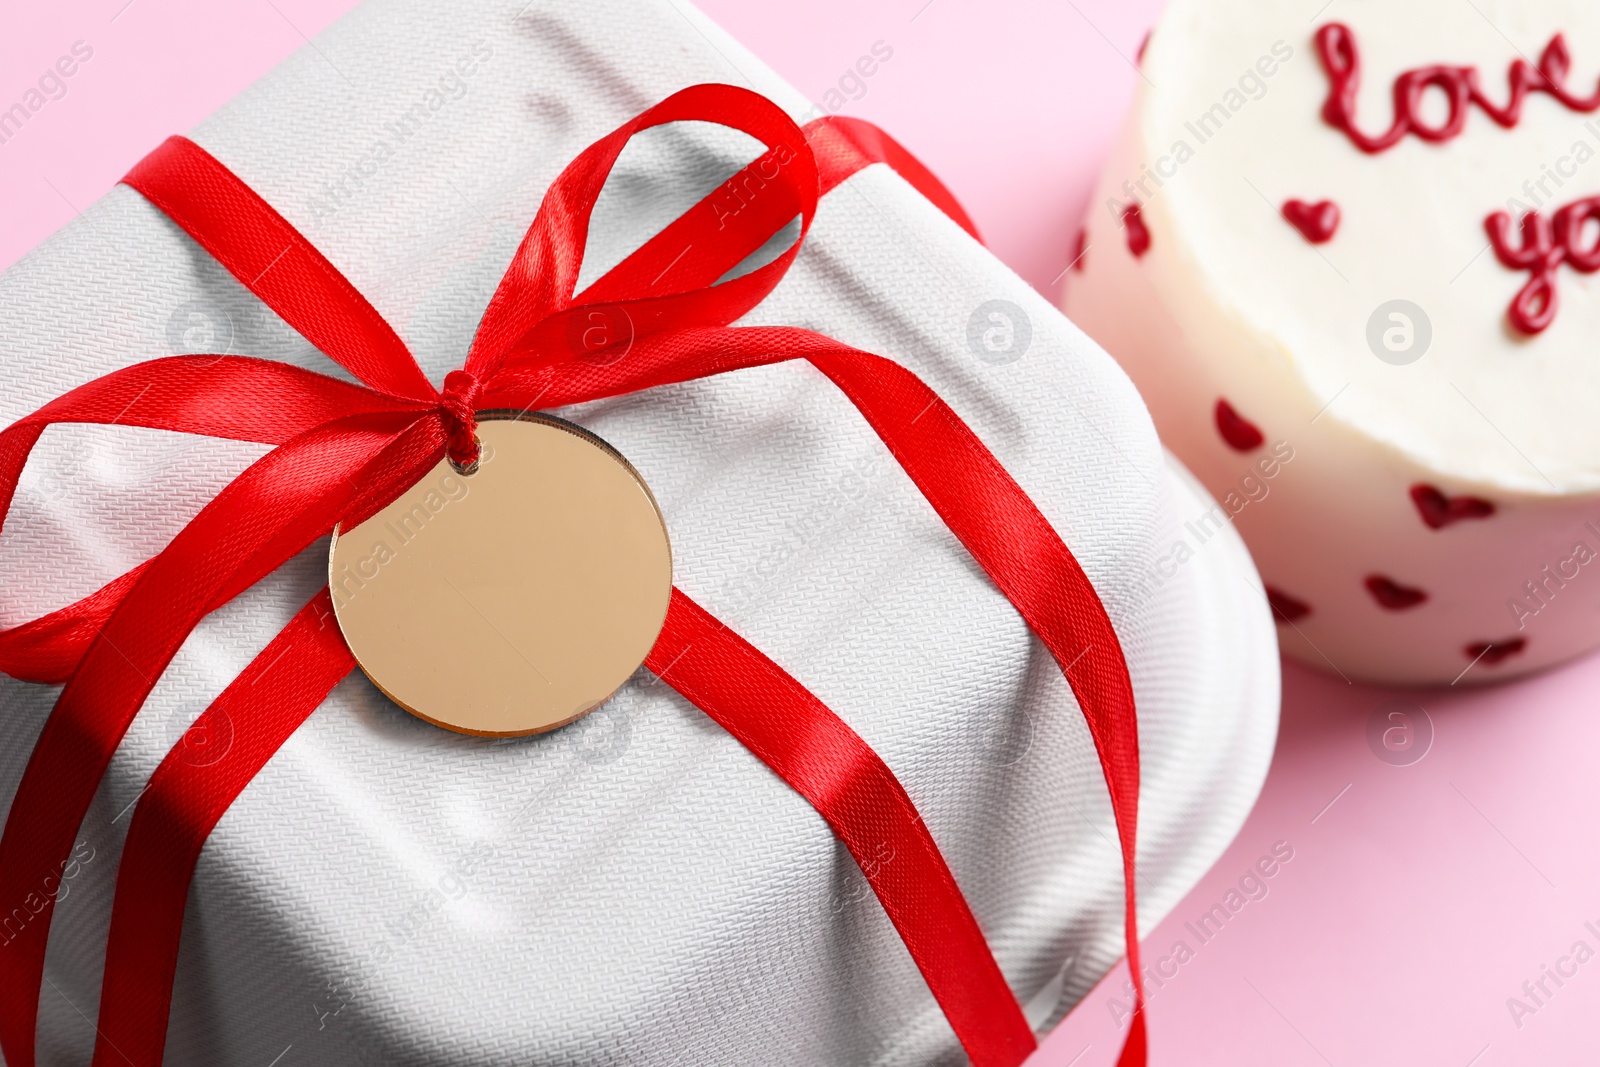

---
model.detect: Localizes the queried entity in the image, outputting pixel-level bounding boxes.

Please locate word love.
[1316,22,1600,154]
[1485,196,1600,334]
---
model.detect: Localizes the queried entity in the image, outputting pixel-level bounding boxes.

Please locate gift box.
[0,1,1279,1064]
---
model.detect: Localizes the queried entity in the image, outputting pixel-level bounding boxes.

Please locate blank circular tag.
[329,412,672,736]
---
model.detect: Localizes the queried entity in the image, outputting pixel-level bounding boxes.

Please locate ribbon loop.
[467,84,818,380]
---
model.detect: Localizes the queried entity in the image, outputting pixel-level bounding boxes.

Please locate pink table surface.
[5,2,1599,1065]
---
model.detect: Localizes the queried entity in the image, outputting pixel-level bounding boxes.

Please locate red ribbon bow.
[0,84,1144,1067]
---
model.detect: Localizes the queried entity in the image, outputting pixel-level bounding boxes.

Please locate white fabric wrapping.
[0,1,1279,1063]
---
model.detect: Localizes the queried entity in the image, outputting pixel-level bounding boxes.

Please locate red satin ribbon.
[0,86,1144,1067]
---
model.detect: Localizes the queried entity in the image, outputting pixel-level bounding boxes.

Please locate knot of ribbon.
[439,369,485,470]
[0,84,1144,1067]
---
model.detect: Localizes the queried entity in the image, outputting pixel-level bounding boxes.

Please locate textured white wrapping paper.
[0,1,1279,1064]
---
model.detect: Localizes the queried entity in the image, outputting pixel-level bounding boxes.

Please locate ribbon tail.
[647,587,1038,1067]
[91,589,355,1067]
[803,344,1147,1066]
[0,414,438,1067]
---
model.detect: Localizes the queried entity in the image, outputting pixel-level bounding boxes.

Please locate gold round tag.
[329,412,672,736]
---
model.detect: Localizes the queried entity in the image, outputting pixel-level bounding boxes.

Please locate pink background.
[4,2,1598,1064]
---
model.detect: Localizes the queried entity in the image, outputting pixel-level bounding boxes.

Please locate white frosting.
[1067,0,1600,683]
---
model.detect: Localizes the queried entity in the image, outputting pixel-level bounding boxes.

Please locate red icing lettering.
[1122,203,1151,258]
[1282,199,1340,244]
[1465,637,1527,665]
[1265,586,1311,623]
[1316,22,1600,154]
[1214,398,1265,452]
[1485,196,1600,334]
[1364,575,1428,610]
[1410,484,1495,530]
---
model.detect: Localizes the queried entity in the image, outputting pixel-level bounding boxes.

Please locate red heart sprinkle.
[1364,574,1428,610]
[1265,585,1311,622]
[1410,484,1496,530]
[1122,203,1151,258]
[1282,199,1340,244]
[1465,637,1527,665]
[1215,399,1265,452]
